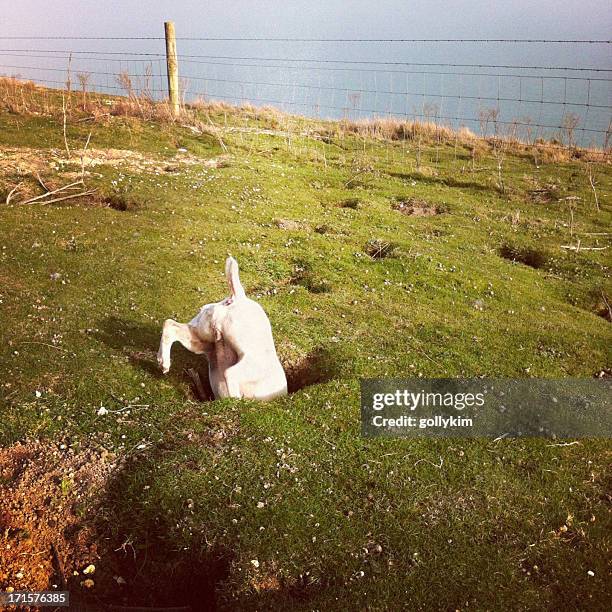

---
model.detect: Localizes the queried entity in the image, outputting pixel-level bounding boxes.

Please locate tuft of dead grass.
[1,77,609,164]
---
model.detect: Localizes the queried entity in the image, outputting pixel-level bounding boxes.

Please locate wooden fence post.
[164,21,180,116]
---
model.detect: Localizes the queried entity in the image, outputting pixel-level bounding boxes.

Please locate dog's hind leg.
[157,319,207,374]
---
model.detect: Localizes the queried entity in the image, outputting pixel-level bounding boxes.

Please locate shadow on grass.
[70,437,338,611]
[94,316,214,401]
[388,170,491,193]
[94,317,343,401]
[66,442,233,611]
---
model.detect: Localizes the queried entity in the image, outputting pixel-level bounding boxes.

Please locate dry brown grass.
[0,77,609,165]
[337,117,461,143]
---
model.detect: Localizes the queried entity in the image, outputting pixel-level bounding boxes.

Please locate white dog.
[157,257,287,400]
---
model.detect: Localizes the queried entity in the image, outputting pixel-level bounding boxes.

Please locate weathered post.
[164,21,180,116]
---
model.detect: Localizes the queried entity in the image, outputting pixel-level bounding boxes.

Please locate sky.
[2,0,611,41]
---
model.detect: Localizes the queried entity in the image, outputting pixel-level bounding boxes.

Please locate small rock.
[250,559,260,569]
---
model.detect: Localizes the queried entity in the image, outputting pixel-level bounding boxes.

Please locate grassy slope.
[0,99,611,610]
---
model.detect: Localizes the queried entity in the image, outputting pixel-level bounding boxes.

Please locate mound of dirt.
[0,441,116,595]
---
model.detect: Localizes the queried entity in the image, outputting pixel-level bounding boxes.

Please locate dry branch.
[26,189,96,206]
[560,245,608,251]
[18,180,84,205]
[5,182,23,205]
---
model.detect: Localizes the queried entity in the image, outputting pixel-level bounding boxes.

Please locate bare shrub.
[562,113,580,148]
[77,72,91,111]
[479,108,499,138]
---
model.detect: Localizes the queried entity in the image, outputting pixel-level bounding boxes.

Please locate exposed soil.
[0,441,116,596]
[528,184,559,204]
[392,197,444,216]
[275,218,310,231]
[364,239,398,259]
[0,146,228,185]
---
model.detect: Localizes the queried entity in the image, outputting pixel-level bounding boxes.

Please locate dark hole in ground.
[364,239,399,259]
[499,244,548,269]
[283,347,342,393]
[102,193,142,211]
[189,346,342,400]
[95,317,341,403]
[290,261,332,293]
[392,197,447,216]
[594,291,612,323]
[338,197,361,209]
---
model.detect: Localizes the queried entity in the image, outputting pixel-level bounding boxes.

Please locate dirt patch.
[275,218,310,231]
[364,239,399,259]
[499,244,549,269]
[528,184,559,204]
[338,198,361,209]
[0,146,229,179]
[392,197,445,216]
[0,441,116,595]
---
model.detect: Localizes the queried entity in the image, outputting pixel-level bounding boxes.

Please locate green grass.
[0,93,610,610]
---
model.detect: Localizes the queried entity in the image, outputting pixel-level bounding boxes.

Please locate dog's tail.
[225,256,246,300]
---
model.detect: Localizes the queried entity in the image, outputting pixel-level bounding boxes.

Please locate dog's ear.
[225,256,246,300]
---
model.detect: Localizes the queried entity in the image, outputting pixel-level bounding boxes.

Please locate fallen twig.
[546,441,580,447]
[26,189,96,206]
[35,172,49,192]
[19,341,70,352]
[560,245,608,251]
[18,180,84,205]
[5,182,22,204]
[414,456,444,469]
[75,112,110,123]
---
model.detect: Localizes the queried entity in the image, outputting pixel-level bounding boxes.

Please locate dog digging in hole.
[157,257,288,400]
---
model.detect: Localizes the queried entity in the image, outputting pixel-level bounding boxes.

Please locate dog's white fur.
[157,257,287,400]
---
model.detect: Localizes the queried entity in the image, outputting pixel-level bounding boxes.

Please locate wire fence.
[0,36,611,149]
